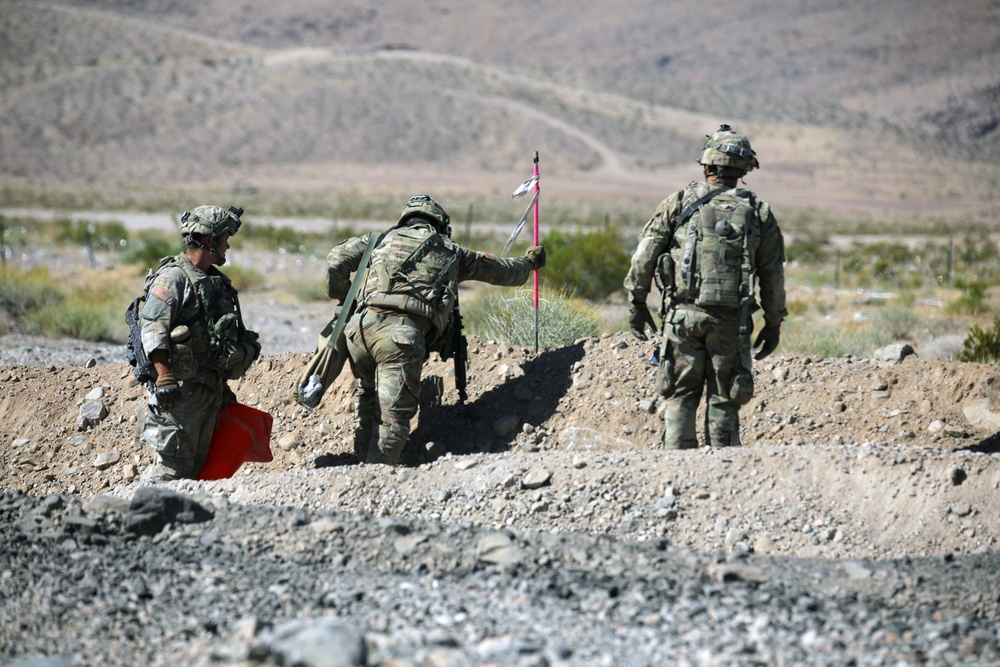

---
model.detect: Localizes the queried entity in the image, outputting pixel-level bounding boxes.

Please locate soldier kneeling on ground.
[326,195,545,465]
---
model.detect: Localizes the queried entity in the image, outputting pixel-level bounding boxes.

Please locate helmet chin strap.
[186,234,226,264]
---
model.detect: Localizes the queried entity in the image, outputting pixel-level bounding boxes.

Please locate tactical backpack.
[360,223,459,351]
[657,183,760,310]
[125,273,156,390]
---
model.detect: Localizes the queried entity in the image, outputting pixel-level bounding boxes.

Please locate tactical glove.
[242,330,261,363]
[753,325,780,360]
[628,304,657,341]
[155,371,181,411]
[525,245,546,269]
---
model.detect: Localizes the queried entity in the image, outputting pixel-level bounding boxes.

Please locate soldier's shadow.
[960,431,1000,454]
[403,342,586,466]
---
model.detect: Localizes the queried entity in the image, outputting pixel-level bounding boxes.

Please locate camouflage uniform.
[625,126,786,449]
[139,206,260,480]
[326,196,542,465]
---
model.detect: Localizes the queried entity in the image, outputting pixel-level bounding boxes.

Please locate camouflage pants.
[344,309,428,465]
[659,304,752,449]
[140,380,224,481]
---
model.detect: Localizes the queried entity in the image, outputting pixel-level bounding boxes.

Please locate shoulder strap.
[325,231,384,350]
[676,185,726,229]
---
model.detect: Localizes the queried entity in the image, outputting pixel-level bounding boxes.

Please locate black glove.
[243,330,261,363]
[525,245,546,269]
[628,304,657,341]
[155,371,181,411]
[753,325,780,360]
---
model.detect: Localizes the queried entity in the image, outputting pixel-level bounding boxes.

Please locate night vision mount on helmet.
[397,195,451,236]
[698,124,759,173]
[180,205,243,238]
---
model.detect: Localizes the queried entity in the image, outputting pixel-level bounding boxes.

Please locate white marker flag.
[510,176,538,200]
[501,191,539,256]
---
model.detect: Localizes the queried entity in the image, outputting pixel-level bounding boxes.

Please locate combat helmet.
[179,205,243,239]
[397,195,451,236]
[698,124,759,173]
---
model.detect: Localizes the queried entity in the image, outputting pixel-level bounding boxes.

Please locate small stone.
[277,431,302,451]
[521,469,552,490]
[493,415,521,438]
[425,441,447,460]
[92,451,121,470]
[478,532,522,565]
[952,502,973,517]
[754,536,775,554]
[77,402,109,430]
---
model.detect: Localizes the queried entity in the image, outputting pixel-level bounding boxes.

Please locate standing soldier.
[138,205,261,480]
[624,125,786,449]
[326,195,546,465]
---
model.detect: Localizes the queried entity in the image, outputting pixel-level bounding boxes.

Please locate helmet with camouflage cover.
[397,195,451,236]
[179,205,243,238]
[698,124,759,173]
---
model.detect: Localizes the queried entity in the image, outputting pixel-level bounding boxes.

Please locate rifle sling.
[326,232,384,349]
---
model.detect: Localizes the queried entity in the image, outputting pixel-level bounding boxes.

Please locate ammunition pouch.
[169,326,197,381]
[221,330,260,380]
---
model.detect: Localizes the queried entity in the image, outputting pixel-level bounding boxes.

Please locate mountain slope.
[2,0,999,220]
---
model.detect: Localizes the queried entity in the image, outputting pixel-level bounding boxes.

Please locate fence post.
[834,247,840,290]
[464,204,473,247]
[947,237,953,280]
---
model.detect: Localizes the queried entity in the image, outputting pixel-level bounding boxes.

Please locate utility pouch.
[653,252,675,296]
[169,325,197,380]
[655,337,676,398]
[729,348,755,406]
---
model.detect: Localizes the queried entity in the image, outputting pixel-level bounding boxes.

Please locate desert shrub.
[541,227,632,300]
[239,223,333,254]
[120,233,181,269]
[945,278,990,315]
[0,267,64,317]
[465,286,601,348]
[52,219,129,250]
[23,281,128,342]
[872,304,919,340]
[290,280,330,302]
[784,237,829,265]
[841,241,915,287]
[779,319,891,358]
[958,316,1000,364]
[222,264,265,292]
[23,302,120,342]
[786,300,809,317]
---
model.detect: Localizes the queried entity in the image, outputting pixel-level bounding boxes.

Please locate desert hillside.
[1,0,999,222]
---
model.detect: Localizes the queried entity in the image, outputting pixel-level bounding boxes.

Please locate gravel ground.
[3,486,1000,667]
[3,294,1000,666]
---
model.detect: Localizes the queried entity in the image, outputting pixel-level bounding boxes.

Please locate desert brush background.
[2,0,999,224]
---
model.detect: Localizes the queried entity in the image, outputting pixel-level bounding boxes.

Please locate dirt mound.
[2,332,1000,561]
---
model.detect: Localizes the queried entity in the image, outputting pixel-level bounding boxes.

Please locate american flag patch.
[151,286,170,302]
